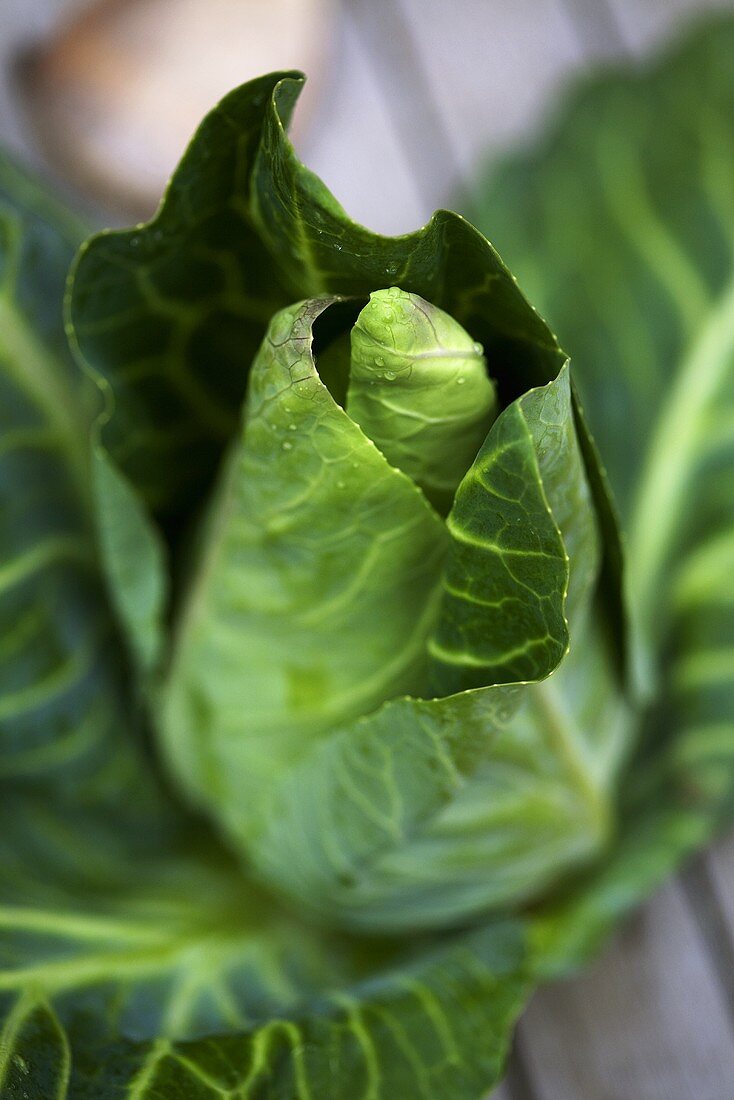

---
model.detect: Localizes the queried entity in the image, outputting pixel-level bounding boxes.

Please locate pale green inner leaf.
[347,287,497,514]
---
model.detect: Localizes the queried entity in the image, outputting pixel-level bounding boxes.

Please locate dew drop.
[473,342,483,355]
[289,423,297,431]
[456,377,466,385]
[282,441,293,450]
[384,370,396,381]
[375,356,385,367]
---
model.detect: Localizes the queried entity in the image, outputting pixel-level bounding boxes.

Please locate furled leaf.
[67,73,295,519]
[346,287,497,514]
[471,14,734,962]
[429,363,600,695]
[161,296,449,831]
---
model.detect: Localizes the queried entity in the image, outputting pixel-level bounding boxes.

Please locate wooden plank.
[609,0,734,52]
[706,831,734,932]
[690,833,734,1024]
[517,879,734,1099]
[393,0,734,188]
[490,1084,516,1100]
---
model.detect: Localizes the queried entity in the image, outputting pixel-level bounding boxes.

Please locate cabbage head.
[2,32,733,1096]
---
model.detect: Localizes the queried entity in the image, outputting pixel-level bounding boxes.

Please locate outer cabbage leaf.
[67,73,570,524]
[0,797,529,1100]
[0,154,160,804]
[471,14,734,966]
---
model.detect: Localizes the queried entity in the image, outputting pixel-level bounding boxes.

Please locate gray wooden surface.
[2,2,734,1097]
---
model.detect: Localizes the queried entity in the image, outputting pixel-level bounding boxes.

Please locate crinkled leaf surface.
[472,15,734,965]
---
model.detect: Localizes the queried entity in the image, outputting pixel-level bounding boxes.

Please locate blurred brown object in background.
[19,0,335,219]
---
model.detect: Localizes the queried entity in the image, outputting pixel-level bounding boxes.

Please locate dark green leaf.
[0,155,154,803]
[68,74,567,526]
[0,784,530,1098]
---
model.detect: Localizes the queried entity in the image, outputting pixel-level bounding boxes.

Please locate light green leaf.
[253,632,628,934]
[472,14,734,959]
[346,287,497,514]
[161,296,449,837]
